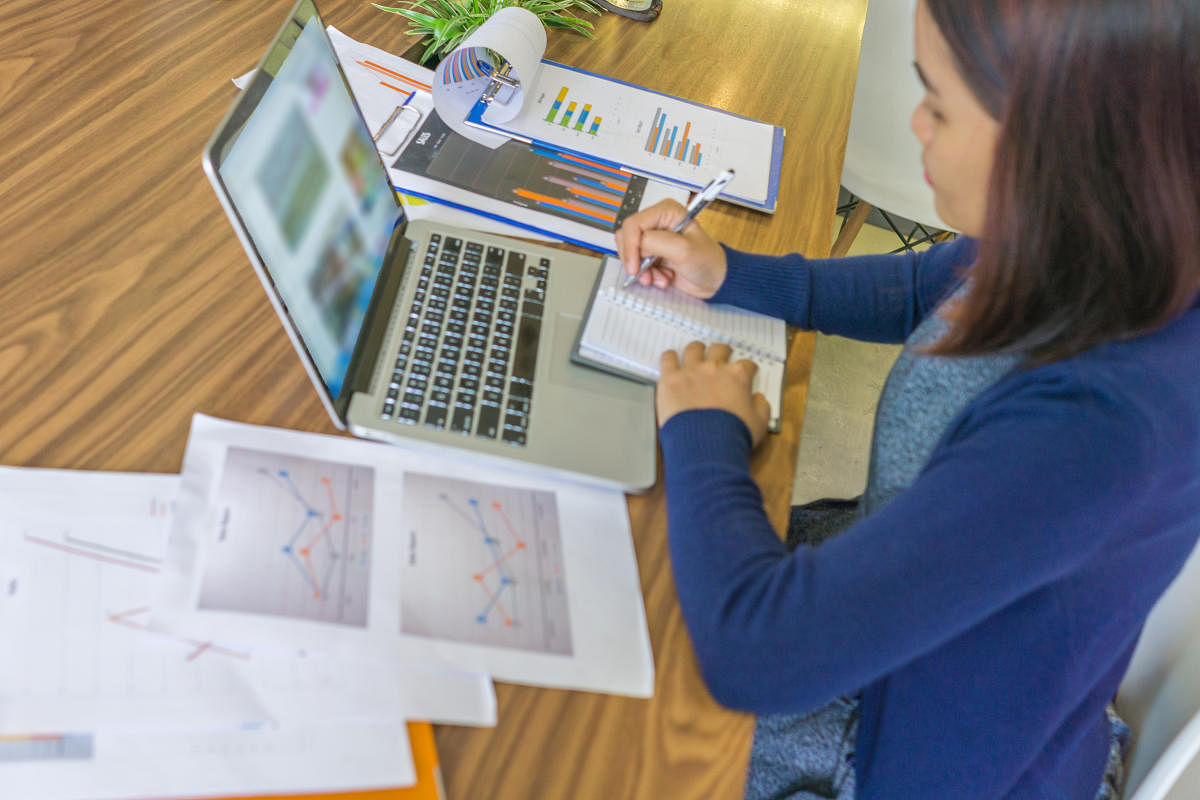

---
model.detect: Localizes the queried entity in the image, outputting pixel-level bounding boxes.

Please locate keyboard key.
[451,406,473,433]
[476,403,500,439]
[511,314,541,383]
[424,403,447,429]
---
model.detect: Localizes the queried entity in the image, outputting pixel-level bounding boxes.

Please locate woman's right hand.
[613,199,728,299]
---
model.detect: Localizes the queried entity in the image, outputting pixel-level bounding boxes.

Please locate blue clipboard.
[464,59,784,214]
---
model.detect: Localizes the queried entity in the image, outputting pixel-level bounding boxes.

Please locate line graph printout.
[400,473,572,655]
[198,448,374,627]
[0,468,271,733]
[160,415,651,696]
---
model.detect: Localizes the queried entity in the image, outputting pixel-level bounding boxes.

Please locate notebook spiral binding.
[600,285,780,362]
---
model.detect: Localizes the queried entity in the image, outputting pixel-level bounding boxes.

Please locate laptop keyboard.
[380,233,548,447]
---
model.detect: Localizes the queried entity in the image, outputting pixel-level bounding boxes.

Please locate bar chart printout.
[0,734,94,763]
[197,447,374,627]
[475,59,782,211]
[544,87,602,135]
[392,111,646,229]
[399,472,572,655]
[645,107,702,165]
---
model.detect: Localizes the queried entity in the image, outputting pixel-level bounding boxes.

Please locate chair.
[832,0,953,257]
[1115,539,1200,799]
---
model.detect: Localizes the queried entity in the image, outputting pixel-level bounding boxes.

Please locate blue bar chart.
[645,107,702,165]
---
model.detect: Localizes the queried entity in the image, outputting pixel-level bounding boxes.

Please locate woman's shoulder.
[967,307,1200,463]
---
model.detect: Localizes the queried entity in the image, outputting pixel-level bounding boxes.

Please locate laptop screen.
[215,7,400,399]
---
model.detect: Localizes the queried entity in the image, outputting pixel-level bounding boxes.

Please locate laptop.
[201,0,656,491]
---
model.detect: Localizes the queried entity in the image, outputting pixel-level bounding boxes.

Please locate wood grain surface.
[0,0,865,797]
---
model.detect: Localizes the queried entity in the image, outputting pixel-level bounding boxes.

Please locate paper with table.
[573,257,786,431]
[327,26,688,254]
[424,7,784,212]
[0,466,496,799]
[153,414,654,698]
[1,720,416,800]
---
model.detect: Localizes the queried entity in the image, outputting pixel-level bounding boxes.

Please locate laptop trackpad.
[548,313,652,401]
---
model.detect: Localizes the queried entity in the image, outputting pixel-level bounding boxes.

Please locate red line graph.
[473,576,514,627]
[106,607,250,661]
[356,59,431,92]
[472,541,526,581]
[22,534,160,573]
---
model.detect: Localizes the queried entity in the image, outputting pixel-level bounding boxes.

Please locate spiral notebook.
[571,258,786,432]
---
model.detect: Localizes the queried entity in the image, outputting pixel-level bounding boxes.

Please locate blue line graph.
[400,473,572,654]
[198,448,374,627]
[262,468,340,600]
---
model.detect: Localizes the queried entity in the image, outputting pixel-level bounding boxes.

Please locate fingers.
[680,340,706,367]
[653,342,775,446]
[752,392,771,422]
[650,265,674,289]
[667,342,750,373]
[706,342,732,363]
[660,348,680,374]
[615,199,688,276]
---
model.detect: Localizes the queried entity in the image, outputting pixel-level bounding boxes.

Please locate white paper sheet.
[155,414,654,697]
[430,6,545,147]
[325,25,688,255]
[0,720,415,800]
[477,60,780,210]
[421,9,782,210]
[0,466,497,734]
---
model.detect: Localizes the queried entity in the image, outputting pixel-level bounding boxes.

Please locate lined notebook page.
[577,258,786,429]
[596,259,784,357]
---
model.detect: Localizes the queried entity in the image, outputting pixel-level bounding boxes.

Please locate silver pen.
[623,168,736,288]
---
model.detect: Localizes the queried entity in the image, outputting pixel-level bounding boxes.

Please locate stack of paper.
[0,414,653,799]
[326,27,688,254]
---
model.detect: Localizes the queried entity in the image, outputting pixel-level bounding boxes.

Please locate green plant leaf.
[373,0,601,61]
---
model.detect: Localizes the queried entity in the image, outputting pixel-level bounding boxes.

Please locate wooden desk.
[0,0,865,797]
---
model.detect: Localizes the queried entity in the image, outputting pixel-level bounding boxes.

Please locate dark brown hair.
[923,0,1200,364]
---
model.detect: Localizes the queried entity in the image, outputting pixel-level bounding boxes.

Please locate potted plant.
[373,0,603,65]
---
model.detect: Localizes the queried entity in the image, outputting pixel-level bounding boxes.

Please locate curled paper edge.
[431,7,547,148]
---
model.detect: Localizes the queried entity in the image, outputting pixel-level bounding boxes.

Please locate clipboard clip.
[480,62,520,106]
[372,104,423,156]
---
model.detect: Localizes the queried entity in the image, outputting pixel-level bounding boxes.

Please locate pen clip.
[693,169,736,206]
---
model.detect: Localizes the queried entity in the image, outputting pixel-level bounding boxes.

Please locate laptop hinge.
[336,222,412,419]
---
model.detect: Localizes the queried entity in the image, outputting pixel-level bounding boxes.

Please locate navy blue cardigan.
[658,239,1200,798]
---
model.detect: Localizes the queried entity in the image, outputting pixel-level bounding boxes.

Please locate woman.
[614,0,1200,797]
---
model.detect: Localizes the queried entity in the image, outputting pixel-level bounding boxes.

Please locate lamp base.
[595,0,661,22]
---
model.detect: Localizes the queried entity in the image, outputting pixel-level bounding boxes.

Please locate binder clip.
[480,62,520,106]
[372,104,423,156]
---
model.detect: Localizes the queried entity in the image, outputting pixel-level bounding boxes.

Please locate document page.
[327,26,688,255]
[0,721,415,800]
[480,60,782,211]
[0,467,495,735]
[154,414,654,697]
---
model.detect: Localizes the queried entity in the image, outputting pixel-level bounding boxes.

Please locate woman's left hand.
[656,341,771,448]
